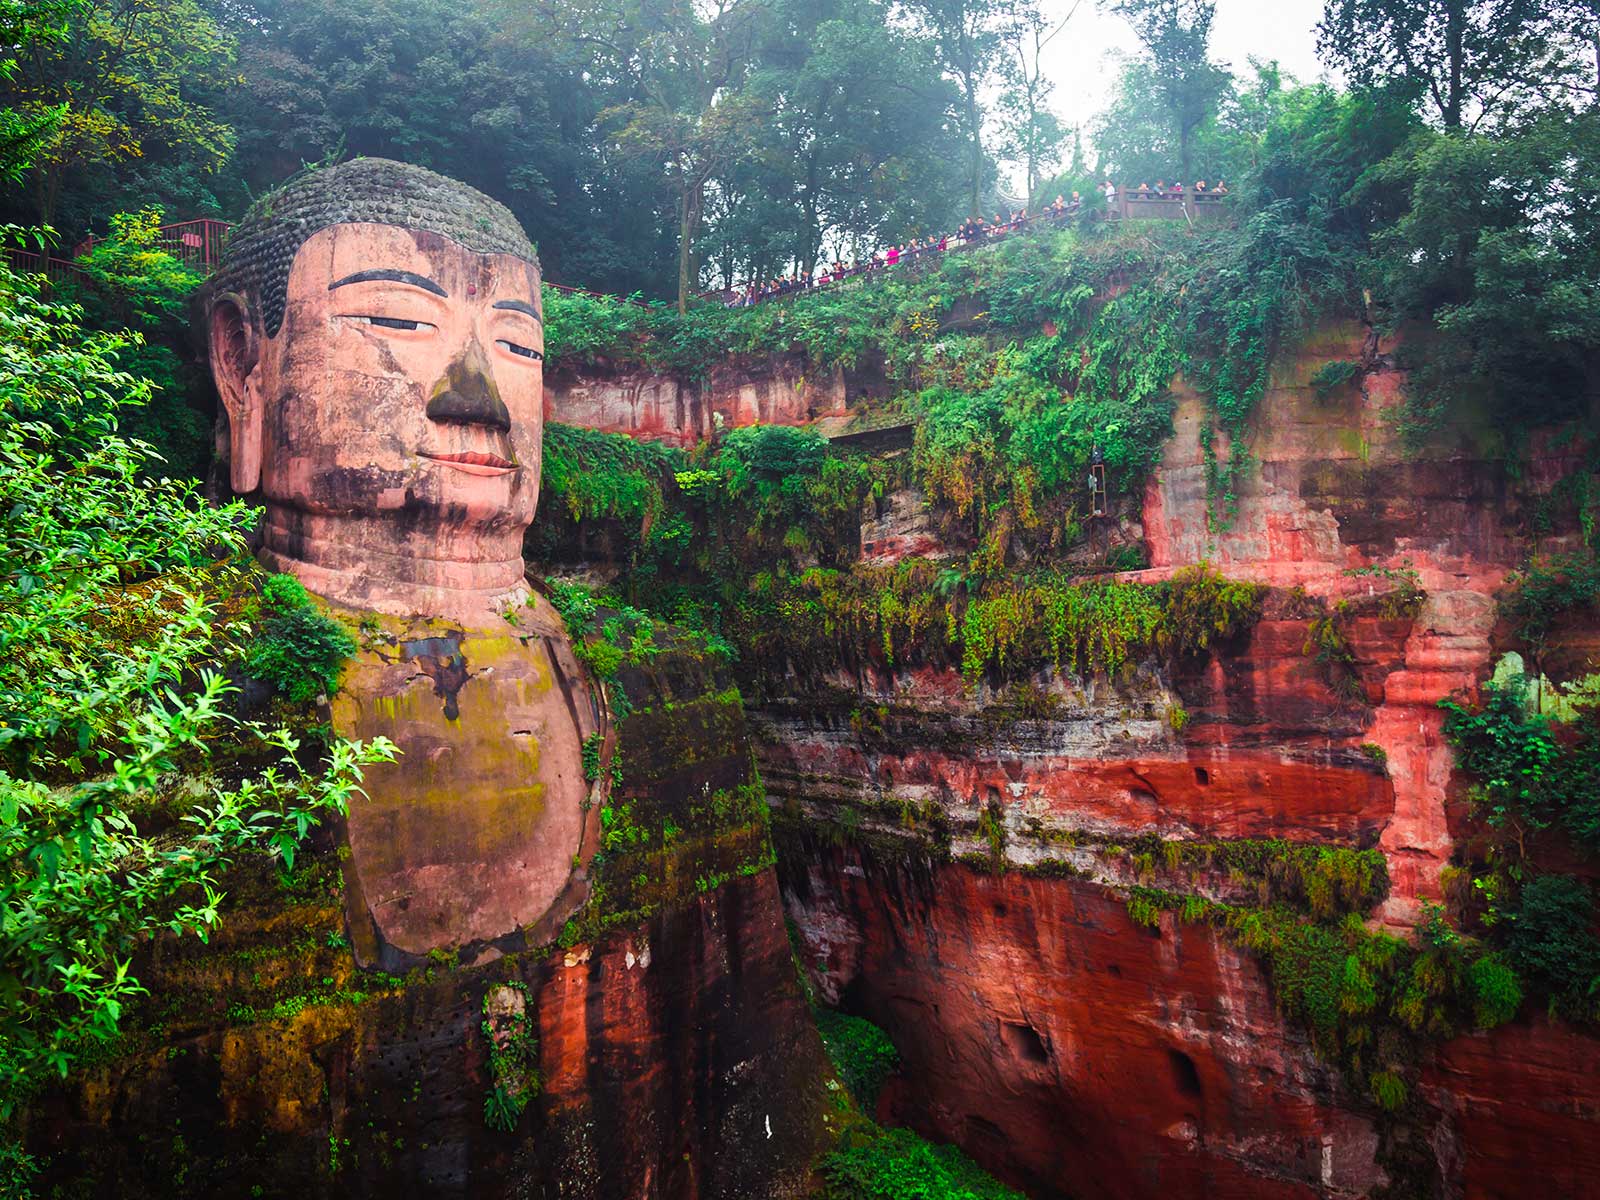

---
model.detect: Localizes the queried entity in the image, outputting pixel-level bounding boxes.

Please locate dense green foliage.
[242,574,359,705]
[1440,675,1600,1023]
[816,1008,901,1109]
[818,1126,1025,1200]
[1499,552,1600,665]
[62,206,211,477]
[1504,875,1600,1022]
[0,249,391,1175]
[1440,678,1600,853]
[734,561,1261,686]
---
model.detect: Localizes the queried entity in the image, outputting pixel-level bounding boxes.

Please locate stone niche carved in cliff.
[199,158,609,969]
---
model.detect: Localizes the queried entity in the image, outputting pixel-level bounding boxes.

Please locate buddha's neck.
[257,507,528,626]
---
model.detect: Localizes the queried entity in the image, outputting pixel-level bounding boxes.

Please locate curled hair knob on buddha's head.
[202,157,540,341]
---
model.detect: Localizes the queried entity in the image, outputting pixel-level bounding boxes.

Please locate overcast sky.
[1032,0,1332,155]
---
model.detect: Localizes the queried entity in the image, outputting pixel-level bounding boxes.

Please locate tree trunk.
[1445,0,1465,128]
[801,144,821,276]
[965,78,983,214]
[677,182,703,314]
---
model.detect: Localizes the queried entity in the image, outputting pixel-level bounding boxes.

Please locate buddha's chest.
[330,617,604,966]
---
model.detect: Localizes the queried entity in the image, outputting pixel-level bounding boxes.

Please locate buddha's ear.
[207,293,263,493]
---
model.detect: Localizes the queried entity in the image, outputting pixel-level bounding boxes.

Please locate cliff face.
[29,635,832,1199]
[544,353,848,445]
[744,322,1600,1197]
[783,842,1385,1200]
[1132,322,1585,928]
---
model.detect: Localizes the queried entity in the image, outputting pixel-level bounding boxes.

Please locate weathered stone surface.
[1132,324,1590,923]
[330,596,605,969]
[1419,1017,1600,1200]
[545,353,846,444]
[782,845,1387,1200]
[860,487,952,563]
[33,871,827,1200]
[31,629,829,1199]
[544,362,704,445]
[747,319,1600,1198]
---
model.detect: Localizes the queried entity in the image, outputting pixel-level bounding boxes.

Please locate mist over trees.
[4,0,1600,397]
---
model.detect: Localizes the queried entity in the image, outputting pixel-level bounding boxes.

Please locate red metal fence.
[71,217,233,270]
[4,216,237,284]
[1,245,85,283]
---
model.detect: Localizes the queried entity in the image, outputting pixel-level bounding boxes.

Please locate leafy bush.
[243,574,358,704]
[0,249,394,1143]
[1440,676,1600,851]
[816,1008,901,1109]
[1161,564,1266,656]
[1310,359,1360,401]
[818,1126,1025,1200]
[1500,552,1600,660]
[540,422,685,526]
[1505,875,1600,1020]
[64,208,211,478]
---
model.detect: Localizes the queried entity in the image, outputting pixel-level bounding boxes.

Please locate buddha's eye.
[349,315,433,331]
[497,339,542,361]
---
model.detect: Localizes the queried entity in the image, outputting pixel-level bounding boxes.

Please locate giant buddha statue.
[200,158,607,968]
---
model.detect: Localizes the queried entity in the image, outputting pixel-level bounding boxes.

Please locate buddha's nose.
[425,341,511,434]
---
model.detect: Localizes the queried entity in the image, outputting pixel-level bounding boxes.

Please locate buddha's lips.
[419,450,517,476]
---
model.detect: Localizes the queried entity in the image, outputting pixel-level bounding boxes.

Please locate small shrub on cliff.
[1160,564,1266,657]
[816,1009,901,1109]
[1500,552,1600,667]
[818,1125,1025,1200]
[1441,676,1600,852]
[480,981,540,1133]
[1505,875,1600,1021]
[1310,359,1361,402]
[244,574,358,703]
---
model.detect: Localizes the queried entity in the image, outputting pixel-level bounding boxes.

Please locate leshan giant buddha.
[201,159,607,969]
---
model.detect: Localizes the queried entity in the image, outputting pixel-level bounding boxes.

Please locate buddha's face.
[210,222,545,580]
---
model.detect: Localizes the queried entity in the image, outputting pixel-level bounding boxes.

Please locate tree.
[220,0,677,298]
[0,0,80,184]
[0,246,393,1181]
[716,0,968,280]
[0,0,237,226]
[1317,0,1581,130]
[907,0,1009,215]
[545,0,767,312]
[1363,111,1600,432]
[998,0,1075,209]
[1111,0,1229,183]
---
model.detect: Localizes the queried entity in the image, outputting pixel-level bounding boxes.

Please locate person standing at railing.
[886,245,900,267]
[1102,179,1116,207]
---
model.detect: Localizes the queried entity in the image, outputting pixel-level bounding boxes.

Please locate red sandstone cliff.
[741,321,1600,1198]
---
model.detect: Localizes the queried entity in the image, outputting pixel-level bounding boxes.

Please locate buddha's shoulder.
[517,590,571,640]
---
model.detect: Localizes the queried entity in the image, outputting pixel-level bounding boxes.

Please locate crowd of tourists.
[720,180,1229,307]
[721,192,1084,307]
[1119,177,1229,202]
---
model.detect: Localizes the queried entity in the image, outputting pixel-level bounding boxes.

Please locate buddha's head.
[201,158,545,620]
